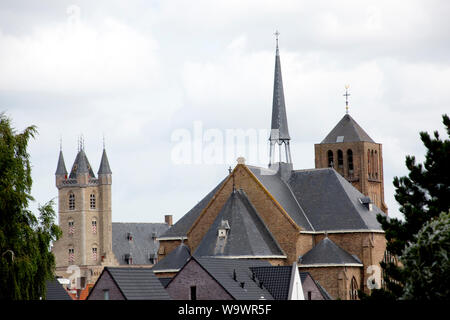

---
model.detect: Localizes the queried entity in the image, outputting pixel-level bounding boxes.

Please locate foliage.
[0,113,62,300]
[400,211,450,300]
[372,114,450,299]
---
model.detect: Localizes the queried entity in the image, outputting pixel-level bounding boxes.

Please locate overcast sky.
[1,0,449,224]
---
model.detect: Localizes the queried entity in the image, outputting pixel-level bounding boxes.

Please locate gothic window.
[327,150,334,168]
[91,219,97,234]
[69,192,75,210]
[375,150,378,179]
[347,149,354,173]
[350,277,358,300]
[92,247,98,261]
[337,150,343,169]
[90,194,96,209]
[367,149,371,178]
[68,220,75,236]
[68,248,75,264]
[371,150,374,178]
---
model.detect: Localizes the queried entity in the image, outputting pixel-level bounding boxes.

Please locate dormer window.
[359,197,373,211]
[127,232,133,241]
[217,220,230,239]
[125,253,133,265]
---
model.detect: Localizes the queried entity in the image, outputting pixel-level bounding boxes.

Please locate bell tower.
[314,87,388,214]
[53,138,117,288]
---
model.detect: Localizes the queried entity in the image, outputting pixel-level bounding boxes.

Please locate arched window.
[350,277,359,300]
[371,150,374,178]
[68,247,75,264]
[68,219,75,236]
[375,150,378,179]
[367,150,371,178]
[347,149,354,174]
[337,150,343,169]
[327,150,334,168]
[90,194,96,209]
[91,219,97,234]
[69,192,75,210]
[92,246,98,262]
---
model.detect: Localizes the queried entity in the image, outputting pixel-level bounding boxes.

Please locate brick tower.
[52,139,118,289]
[314,93,388,214]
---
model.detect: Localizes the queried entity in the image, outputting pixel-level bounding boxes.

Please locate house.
[87,267,170,300]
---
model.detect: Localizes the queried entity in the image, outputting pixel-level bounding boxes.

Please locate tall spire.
[269,31,292,167]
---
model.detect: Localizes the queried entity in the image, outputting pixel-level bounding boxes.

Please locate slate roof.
[194,189,285,258]
[194,257,274,300]
[112,223,170,265]
[321,114,375,144]
[69,149,96,178]
[100,267,171,300]
[247,165,314,231]
[299,237,363,266]
[249,266,292,300]
[152,243,191,272]
[287,168,385,231]
[269,43,290,141]
[159,177,226,238]
[45,278,72,300]
[55,150,68,176]
[98,148,112,174]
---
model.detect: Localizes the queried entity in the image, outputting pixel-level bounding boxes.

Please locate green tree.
[0,113,62,300]
[400,211,450,300]
[373,114,450,299]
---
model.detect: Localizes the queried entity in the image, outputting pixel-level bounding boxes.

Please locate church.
[52,37,389,300]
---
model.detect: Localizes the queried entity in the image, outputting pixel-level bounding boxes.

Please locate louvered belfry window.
[90,194,96,209]
[69,193,75,210]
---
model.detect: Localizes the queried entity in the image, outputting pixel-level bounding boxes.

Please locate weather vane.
[343,84,350,114]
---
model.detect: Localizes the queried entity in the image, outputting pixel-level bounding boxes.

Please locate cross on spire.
[343,84,351,114]
[274,30,280,50]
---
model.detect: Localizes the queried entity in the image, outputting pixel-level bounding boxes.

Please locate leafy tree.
[372,114,450,299]
[400,211,450,300]
[0,113,62,300]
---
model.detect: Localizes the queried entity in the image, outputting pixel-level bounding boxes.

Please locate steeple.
[269,31,292,168]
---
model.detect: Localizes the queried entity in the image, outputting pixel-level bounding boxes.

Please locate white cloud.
[0,16,159,94]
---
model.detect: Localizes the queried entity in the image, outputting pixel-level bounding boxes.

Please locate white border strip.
[205,255,287,259]
[300,229,385,234]
[153,269,180,273]
[298,263,363,268]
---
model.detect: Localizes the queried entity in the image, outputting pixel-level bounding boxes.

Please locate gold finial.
[343,84,350,114]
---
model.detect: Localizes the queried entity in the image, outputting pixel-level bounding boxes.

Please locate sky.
[1,0,449,224]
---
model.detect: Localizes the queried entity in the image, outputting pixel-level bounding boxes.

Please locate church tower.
[53,138,118,288]
[269,31,293,171]
[314,88,388,214]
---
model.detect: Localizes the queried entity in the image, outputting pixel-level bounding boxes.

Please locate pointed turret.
[269,31,293,167]
[98,148,112,175]
[55,150,68,176]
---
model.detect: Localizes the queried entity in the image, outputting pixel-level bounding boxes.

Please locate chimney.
[165,215,173,226]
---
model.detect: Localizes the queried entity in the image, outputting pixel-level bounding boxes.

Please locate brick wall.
[166,259,232,300]
[87,269,125,300]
